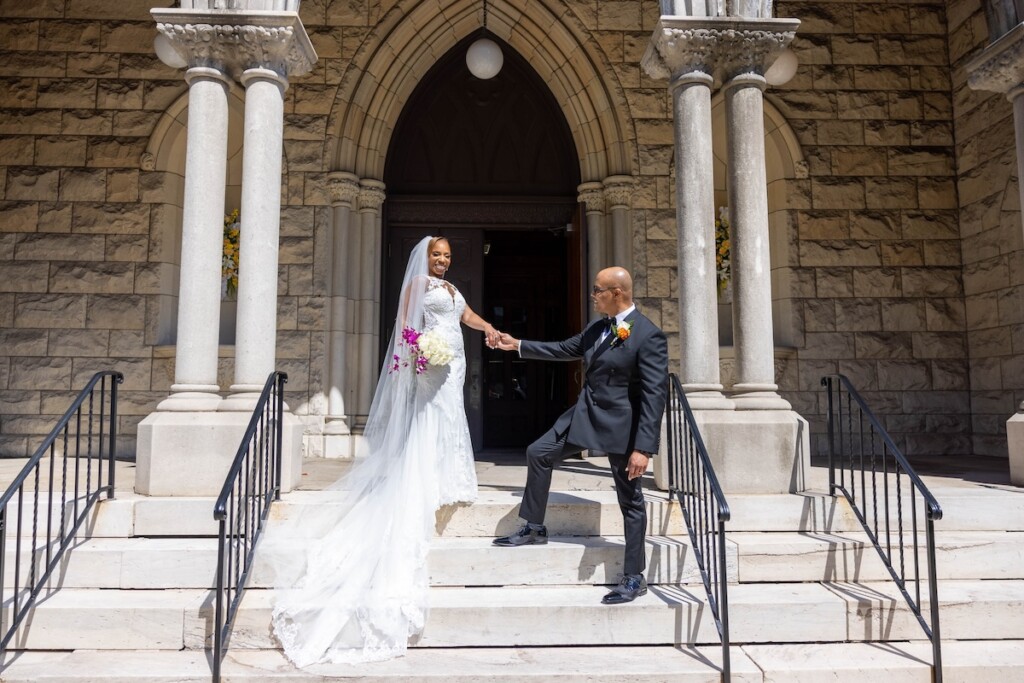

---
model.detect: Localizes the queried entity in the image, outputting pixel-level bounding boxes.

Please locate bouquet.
[389,326,453,374]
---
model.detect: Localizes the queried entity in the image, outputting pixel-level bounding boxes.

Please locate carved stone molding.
[358,180,387,213]
[152,9,316,82]
[642,17,798,84]
[388,197,576,226]
[966,22,1024,96]
[603,175,636,210]
[327,171,360,207]
[577,182,605,213]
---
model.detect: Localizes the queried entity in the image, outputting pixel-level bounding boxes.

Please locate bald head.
[599,267,633,295]
[593,266,634,316]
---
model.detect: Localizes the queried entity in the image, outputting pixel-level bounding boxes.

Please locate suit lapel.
[589,310,639,365]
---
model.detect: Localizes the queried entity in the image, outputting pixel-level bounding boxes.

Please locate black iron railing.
[666,374,731,680]
[0,370,123,654]
[822,374,943,681]
[213,371,287,683]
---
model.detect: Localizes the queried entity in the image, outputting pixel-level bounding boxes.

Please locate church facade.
[0,0,1021,479]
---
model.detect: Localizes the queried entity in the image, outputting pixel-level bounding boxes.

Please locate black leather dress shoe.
[492,524,548,547]
[601,574,647,604]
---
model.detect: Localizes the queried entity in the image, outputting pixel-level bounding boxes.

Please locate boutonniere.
[610,320,632,347]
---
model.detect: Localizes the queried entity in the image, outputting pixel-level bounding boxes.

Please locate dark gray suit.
[517,307,669,575]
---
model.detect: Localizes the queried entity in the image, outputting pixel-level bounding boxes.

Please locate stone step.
[0,645,749,682]
[8,486,1022,540]
[8,580,1024,651]
[11,526,1020,591]
[3,534,735,589]
[275,489,686,538]
[730,530,1024,582]
[4,640,1023,682]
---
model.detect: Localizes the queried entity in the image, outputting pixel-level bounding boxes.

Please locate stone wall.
[948,0,1023,457]
[770,0,974,458]
[0,0,181,457]
[0,0,1018,463]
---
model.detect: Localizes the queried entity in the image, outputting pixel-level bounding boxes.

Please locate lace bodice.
[422,277,466,348]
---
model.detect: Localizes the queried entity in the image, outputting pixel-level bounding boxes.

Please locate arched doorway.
[383,33,582,451]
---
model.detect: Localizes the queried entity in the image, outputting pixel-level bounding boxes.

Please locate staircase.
[3,456,1024,681]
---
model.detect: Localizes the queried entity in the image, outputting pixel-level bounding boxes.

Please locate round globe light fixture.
[466,37,503,80]
[154,33,187,69]
[764,48,798,86]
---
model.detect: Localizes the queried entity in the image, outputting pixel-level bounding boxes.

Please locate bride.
[267,236,498,666]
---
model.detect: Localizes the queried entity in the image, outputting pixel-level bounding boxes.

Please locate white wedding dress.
[269,274,477,667]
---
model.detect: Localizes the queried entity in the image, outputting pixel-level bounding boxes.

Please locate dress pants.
[518,425,647,576]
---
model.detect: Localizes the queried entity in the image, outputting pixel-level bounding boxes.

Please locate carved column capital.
[327,171,361,208]
[577,181,605,213]
[602,175,636,210]
[966,22,1024,97]
[357,179,386,213]
[152,8,317,82]
[642,16,798,84]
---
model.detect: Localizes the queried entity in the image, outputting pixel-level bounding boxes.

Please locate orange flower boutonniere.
[610,320,632,346]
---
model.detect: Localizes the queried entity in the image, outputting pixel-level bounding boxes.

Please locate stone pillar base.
[1007,413,1024,486]
[654,409,810,494]
[135,410,303,496]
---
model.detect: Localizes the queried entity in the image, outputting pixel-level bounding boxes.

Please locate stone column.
[642,25,732,410]
[642,16,808,495]
[966,21,1024,485]
[138,7,316,497]
[221,66,289,411]
[156,66,230,412]
[354,180,386,423]
[323,172,360,457]
[603,175,635,271]
[578,182,606,319]
[724,71,790,410]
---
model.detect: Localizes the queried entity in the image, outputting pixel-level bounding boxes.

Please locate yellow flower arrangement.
[715,207,731,294]
[222,209,240,298]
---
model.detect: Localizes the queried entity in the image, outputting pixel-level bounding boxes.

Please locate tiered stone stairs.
[3,460,1024,681]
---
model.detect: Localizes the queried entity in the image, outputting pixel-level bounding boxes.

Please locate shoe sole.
[492,538,548,547]
[601,586,647,605]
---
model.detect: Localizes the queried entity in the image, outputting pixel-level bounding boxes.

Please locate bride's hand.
[483,325,500,348]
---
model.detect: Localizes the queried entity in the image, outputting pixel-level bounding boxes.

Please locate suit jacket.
[520,308,669,456]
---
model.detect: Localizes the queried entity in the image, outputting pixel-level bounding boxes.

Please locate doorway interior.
[381,32,582,450]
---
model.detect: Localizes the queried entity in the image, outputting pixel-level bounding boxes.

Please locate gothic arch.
[710,93,805,348]
[323,0,637,182]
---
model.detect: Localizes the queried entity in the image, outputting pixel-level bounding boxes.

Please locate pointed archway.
[383,33,582,450]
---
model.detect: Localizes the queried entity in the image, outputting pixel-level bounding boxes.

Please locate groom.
[493,266,669,605]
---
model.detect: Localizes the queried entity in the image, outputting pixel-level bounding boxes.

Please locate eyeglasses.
[592,286,618,295]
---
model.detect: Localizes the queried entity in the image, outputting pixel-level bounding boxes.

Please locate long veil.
[263,236,440,667]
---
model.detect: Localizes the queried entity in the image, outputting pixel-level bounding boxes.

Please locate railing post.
[214,519,226,683]
[927,517,942,682]
[275,373,285,501]
[717,517,731,679]
[108,374,120,499]
[824,376,835,495]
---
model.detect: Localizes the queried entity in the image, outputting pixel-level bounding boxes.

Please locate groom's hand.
[495,332,520,352]
[627,451,650,480]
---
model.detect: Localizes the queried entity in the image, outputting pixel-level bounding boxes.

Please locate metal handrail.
[666,374,731,680]
[822,374,943,681]
[0,370,123,654]
[212,371,287,683]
